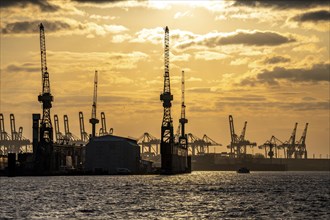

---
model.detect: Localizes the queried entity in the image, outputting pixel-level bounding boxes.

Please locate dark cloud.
[177,31,295,50]
[263,56,291,64]
[71,0,123,3]
[1,21,72,34]
[218,31,295,46]
[215,100,329,112]
[292,10,330,22]
[5,63,39,73]
[0,0,59,12]
[240,63,330,86]
[233,0,330,9]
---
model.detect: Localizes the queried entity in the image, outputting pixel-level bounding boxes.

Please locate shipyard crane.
[296,123,308,159]
[54,115,64,143]
[18,127,23,140]
[89,70,99,137]
[259,135,283,159]
[202,134,222,154]
[179,70,188,149]
[228,115,256,158]
[0,114,10,142]
[187,133,206,155]
[79,112,89,142]
[99,112,113,136]
[10,114,19,141]
[38,23,54,143]
[36,23,54,171]
[160,26,175,173]
[280,123,298,158]
[63,115,79,143]
[138,132,160,156]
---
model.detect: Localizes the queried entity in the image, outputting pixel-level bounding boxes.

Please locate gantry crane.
[63,115,79,143]
[296,123,308,159]
[138,132,160,156]
[89,70,99,137]
[79,112,89,142]
[0,114,31,155]
[160,26,175,173]
[54,115,64,143]
[280,123,298,159]
[202,134,222,153]
[10,114,19,141]
[259,135,283,159]
[179,70,188,149]
[228,115,256,158]
[187,133,205,155]
[99,112,113,136]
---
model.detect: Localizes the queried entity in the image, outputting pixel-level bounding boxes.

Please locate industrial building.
[85,135,140,174]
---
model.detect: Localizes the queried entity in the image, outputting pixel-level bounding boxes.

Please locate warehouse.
[85,135,140,174]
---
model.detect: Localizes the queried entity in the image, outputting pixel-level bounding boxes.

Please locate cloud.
[233,0,329,9]
[0,0,60,12]
[1,21,71,34]
[111,34,132,43]
[263,56,291,64]
[292,10,330,22]
[215,100,329,112]
[240,63,330,86]
[1,20,129,37]
[194,51,228,61]
[71,0,123,3]
[131,27,197,45]
[89,14,117,20]
[4,63,40,73]
[177,30,296,50]
[103,24,128,33]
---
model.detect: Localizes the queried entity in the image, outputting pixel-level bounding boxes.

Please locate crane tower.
[179,70,188,148]
[160,26,174,172]
[89,70,99,137]
[38,23,54,143]
[160,27,190,174]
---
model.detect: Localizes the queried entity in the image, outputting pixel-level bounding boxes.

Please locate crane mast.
[160,26,174,173]
[38,23,53,143]
[179,70,188,148]
[89,70,99,137]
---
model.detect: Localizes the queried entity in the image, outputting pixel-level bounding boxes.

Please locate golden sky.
[0,0,329,157]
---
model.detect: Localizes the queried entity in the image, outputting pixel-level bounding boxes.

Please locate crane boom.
[10,114,17,140]
[179,70,188,145]
[79,112,89,142]
[239,121,247,141]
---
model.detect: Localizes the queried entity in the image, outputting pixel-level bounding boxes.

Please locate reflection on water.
[1,171,329,219]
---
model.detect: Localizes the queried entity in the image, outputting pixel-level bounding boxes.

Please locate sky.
[0,0,329,157]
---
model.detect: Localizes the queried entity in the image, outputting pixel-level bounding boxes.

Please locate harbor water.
[1,171,329,219]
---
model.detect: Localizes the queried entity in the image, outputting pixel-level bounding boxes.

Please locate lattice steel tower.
[38,23,54,144]
[160,26,174,172]
[179,70,188,148]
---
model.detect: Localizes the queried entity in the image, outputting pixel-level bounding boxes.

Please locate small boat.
[237,167,250,173]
